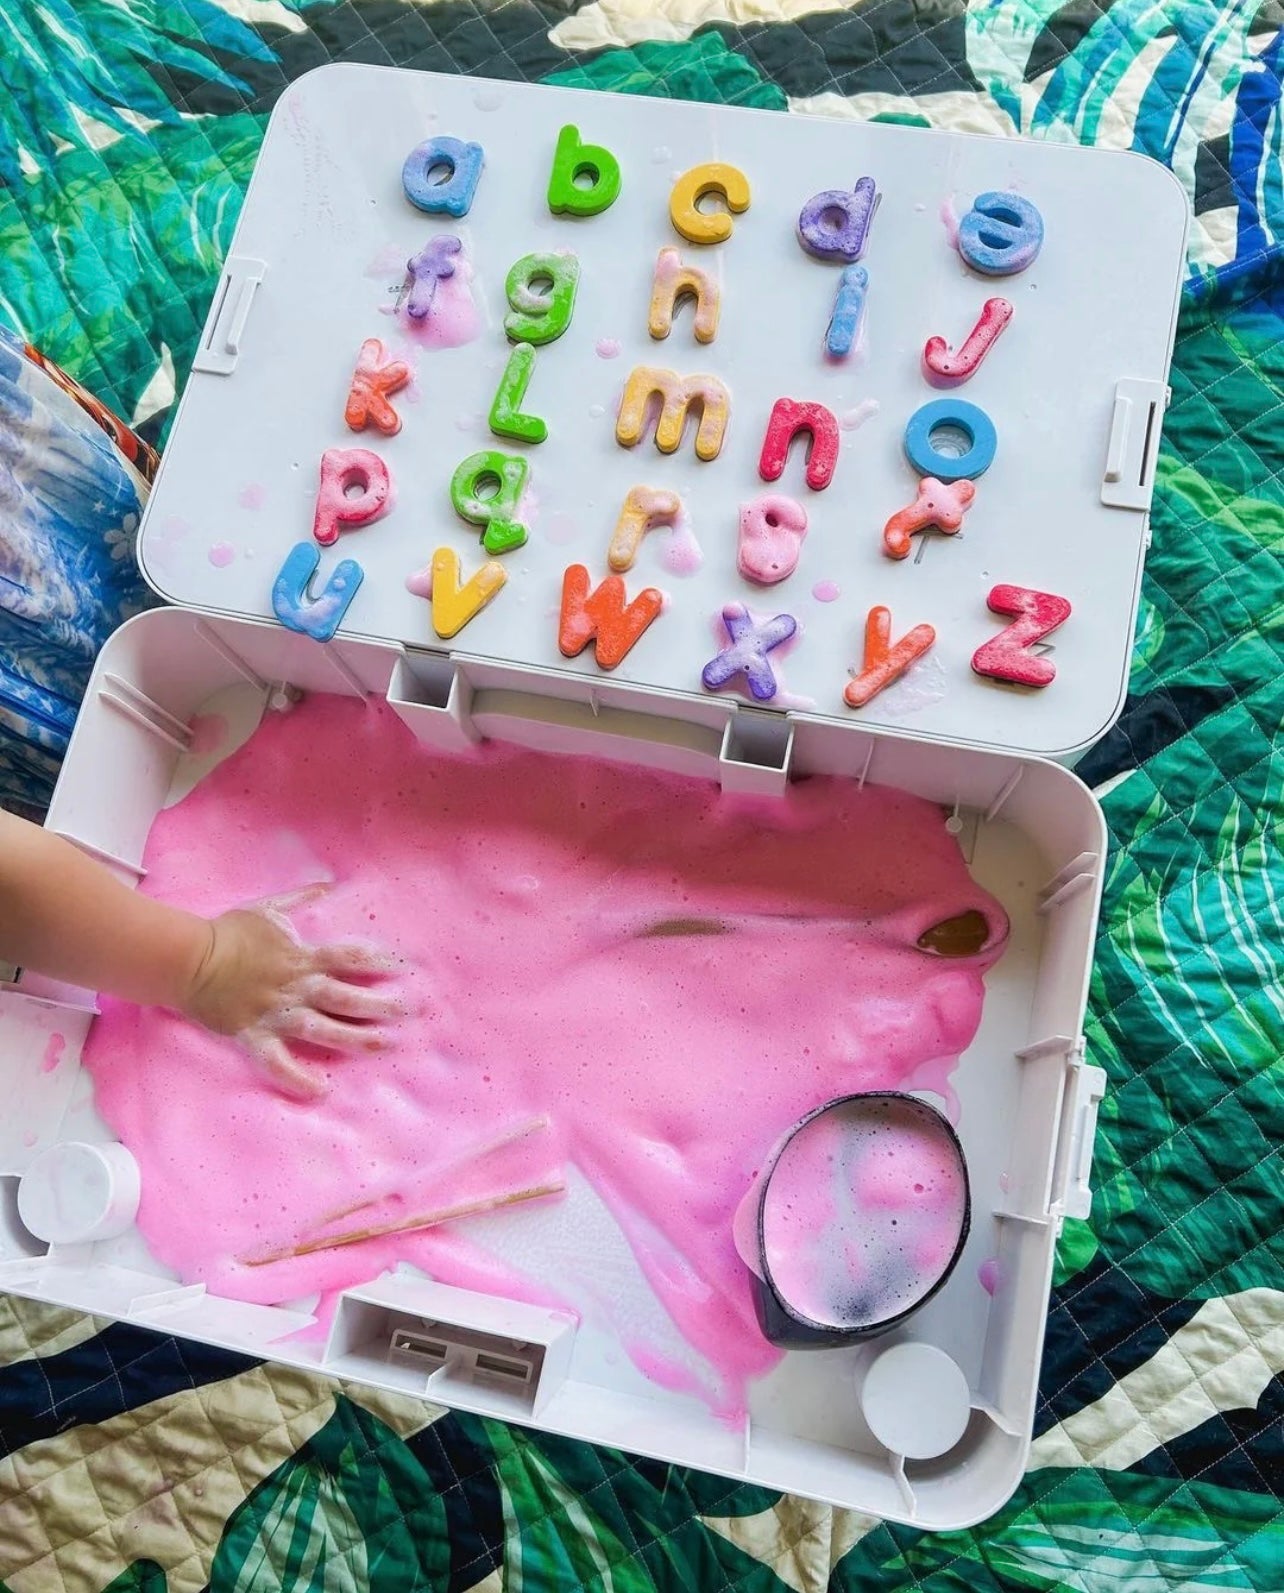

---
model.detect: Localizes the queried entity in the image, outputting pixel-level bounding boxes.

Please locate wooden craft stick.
[241,1179,565,1267]
[313,1114,553,1227]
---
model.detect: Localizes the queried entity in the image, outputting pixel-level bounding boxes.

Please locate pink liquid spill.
[812,580,841,604]
[40,1033,66,1074]
[81,697,1006,1416]
[978,1256,1002,1295]
[660,519,704,576]
[393,261,479,348]
[238,484,266,511]
[543,512,579,548]
[207,544,235,569]
[940,196,961,250]
[595,338,622,359]
[839,400,880,432]
[761,1098,967,1330]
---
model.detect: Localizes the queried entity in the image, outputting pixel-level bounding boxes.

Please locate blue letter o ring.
[903,399,996,482]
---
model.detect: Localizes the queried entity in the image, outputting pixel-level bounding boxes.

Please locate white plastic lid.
[140,65,1189,761]
[17,1141,141,1245]
[860,1341,972,1459]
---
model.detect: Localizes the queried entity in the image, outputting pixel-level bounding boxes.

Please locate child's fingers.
[276,1008,390,1054]
[255,881,333,916]
[300,974,401,1023]
[316,942,400,978]
[244,1031,327,1100]
[262,907,302,943]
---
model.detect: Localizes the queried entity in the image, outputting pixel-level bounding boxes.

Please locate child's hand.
[180,901,401,1100]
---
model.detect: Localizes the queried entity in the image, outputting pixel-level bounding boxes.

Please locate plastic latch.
[193,257,266,375]
[1101,378,1166,510]
[1055,1051,1108,1221]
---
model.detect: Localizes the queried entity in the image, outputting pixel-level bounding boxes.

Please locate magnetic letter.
[488,343,547,444]
[429,546,507,639]
[844,607,936,708]
[504,252,580,345]
[344,339,411,436]
[450,450,530,555]
[546,124,621,217]
[608,486,683,573]
[648,248,720,344]
[272,543,362,642]
[971,585,1072,688]
[701,604,797,703]
[313,448,391,547]
[957,192,1044,276]
[404,236,462,321]
[758,398,840,491]
[669,164,750,245]
[402,136,484,217]
[903,398,997,482]
[559,564,663,669]
[923,298,1013,385]
[825,265,868,359]
[882,477,975,561]
[798,177,877,262]
[615,367,730,462]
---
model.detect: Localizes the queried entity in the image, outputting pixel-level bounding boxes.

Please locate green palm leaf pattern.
[484,1421,801,1593]
[841,1467,1283,1591]
[966,0,1284,286]
[0,113,263,430]
[0,0,325,184]
[209,1397,450,1592]
[1082,781,1284,1299]
[545,33,786,110]
[99,1566,169,1593]
[1052,274,1284,1299]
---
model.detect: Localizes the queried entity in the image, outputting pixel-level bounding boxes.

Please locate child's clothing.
[0,327,155,815]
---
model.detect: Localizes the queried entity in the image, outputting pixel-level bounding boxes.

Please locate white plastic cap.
[17,1142,141,1245]
[860,1341,972,1460]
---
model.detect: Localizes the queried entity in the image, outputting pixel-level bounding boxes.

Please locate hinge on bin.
[1101,378,1167,511]
[193,257,266,375]
[1052,1042,1107,1223]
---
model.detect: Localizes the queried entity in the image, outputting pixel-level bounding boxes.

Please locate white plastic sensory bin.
[0,65,1187,1529]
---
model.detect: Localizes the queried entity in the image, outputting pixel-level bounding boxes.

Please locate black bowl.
[750,1091,971,1350]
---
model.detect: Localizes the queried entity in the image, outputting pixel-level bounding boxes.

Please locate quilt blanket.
[1,3,1282,1590]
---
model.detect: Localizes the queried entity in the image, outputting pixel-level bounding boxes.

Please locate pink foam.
[839,400,879,432]
[81,697,1005,1413]
[40,1033,65,1074]
[660,517,704,576]
[207,543,235,568]
[762,1099,967,1329]
[398,259,480,348]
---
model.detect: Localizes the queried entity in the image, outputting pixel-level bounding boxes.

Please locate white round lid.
[17,1142,139,1245]
[860,1341,972,1460]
